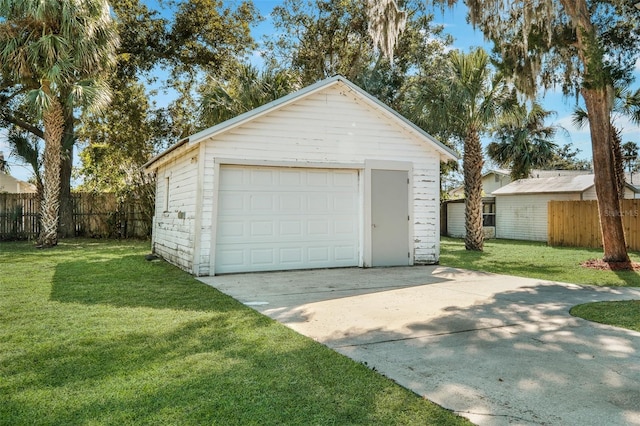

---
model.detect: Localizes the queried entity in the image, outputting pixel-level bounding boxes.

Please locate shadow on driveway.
[201,266,640,426]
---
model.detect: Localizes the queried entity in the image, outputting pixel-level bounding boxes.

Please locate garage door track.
[199,266,640,426]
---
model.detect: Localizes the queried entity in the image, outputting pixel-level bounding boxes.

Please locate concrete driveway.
[198,266,640,425]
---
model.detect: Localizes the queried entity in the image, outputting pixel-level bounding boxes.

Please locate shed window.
[482,201,496,227]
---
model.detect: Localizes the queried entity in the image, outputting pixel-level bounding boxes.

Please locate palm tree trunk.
[38,98,65,247]
[610,125,625,202]
[464,127,484,251]
[58,96,76,238]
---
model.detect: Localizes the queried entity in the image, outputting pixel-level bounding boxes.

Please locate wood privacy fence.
[548,199,640,250]
[0,192,152,241]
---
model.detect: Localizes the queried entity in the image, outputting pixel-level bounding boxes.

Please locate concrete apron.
[199,266,640,426]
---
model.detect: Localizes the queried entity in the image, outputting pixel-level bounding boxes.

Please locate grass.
[570,301,640,332]
[0,239,469,425]
[440,237,640,333]
[439,236,640,287]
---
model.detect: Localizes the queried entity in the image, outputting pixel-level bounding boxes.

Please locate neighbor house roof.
[144,75,458,170]
[492,175,596,195]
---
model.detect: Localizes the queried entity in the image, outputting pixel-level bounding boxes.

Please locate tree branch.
[1,113,45,139]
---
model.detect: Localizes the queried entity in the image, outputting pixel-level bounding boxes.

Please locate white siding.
[152,153,200,273]
[154,82,444,275]
[495,193,579,241]
[582,186,597,200]
[483,174,512,196]
[447,203,465,238]
[197,85,441,273]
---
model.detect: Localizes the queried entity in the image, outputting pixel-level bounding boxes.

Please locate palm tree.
[6,131,43,197]
[622,141,639,184]
[415,48,510,251]
[487,102,559,180]
[0,0,118,247]
[199,64,301,127]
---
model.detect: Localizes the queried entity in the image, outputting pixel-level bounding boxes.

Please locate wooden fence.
[548,199,640,250]
[0,192,152,241]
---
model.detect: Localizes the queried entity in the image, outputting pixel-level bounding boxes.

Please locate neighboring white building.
[0,152,37,194]
[448,169,512,199]
[447,168,594,199]
[493,174,638,241]
[145,75,457,276]
[0,173,36,193]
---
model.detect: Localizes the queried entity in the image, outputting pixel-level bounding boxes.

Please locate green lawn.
[0,239,468,425]
[570,301,640,332]
[439,236,640,287]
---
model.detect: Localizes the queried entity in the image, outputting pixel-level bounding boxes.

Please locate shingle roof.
[492,175,595,195]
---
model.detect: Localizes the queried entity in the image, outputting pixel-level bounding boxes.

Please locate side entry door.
[371,169,410,266]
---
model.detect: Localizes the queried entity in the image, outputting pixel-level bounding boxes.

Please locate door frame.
[364,160,413,267]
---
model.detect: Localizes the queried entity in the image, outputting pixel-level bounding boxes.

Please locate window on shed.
[482,201,496,227]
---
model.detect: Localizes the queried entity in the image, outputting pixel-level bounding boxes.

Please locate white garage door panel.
[216,166,360,273]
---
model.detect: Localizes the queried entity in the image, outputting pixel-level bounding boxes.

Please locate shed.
[493,174,637,241]
[144,75,457,276]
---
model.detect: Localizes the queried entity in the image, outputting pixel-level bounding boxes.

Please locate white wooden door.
[215,165,360,274]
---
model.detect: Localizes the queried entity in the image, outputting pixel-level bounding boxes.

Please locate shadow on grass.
[2,253,465,424]
[440,237,640,286]
[2,308,445,425]
[50,255,242,312]
[439,239,568,277]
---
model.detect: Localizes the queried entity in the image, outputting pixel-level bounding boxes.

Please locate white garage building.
[145,75,457,276]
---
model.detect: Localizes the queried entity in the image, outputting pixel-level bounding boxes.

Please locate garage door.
[215,165,360,274]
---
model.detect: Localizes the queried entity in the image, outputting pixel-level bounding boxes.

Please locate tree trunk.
[38,97,65,247]
[58,104,75,238]
[582,87,629,262]
[562,0,629,263]
[464,127,484,251]
[58,145,74,237]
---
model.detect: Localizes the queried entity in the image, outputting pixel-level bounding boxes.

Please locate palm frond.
[572,106,589,129]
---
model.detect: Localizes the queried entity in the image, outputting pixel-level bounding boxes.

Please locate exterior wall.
[447,202,465,238]
[449,172,511,199]
[483,174,512,196]
[152,151,200,273]
[446,200,496,239]
[495,193,579,241]
[0,173,36,193]
[582,186,597,200]
[582,186,636,200]
[193,84,443,274]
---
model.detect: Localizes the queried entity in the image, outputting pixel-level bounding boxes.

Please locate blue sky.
[2,0,639,182]
[251,1,640,167]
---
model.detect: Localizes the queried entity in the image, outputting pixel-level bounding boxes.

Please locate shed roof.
[492,174,596,195]
[144,75,458,170]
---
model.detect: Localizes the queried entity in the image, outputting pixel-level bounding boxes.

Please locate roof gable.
[145,75,457,170]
